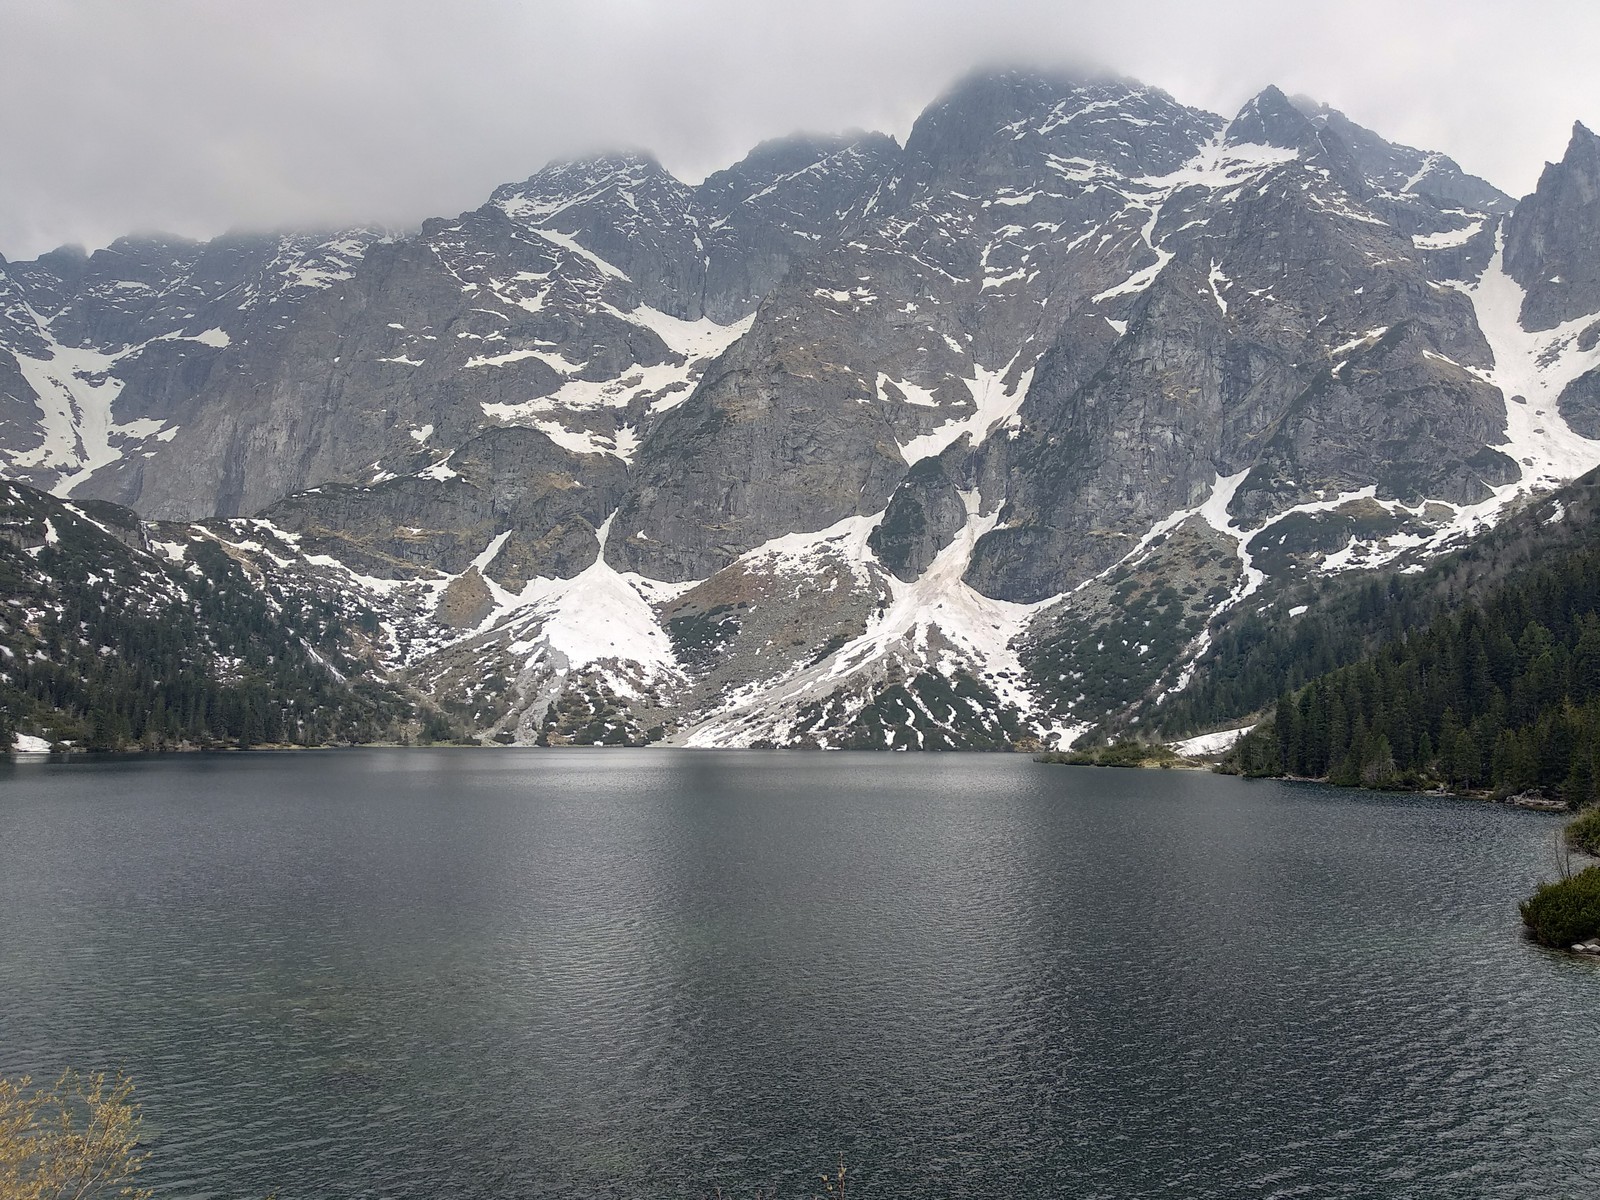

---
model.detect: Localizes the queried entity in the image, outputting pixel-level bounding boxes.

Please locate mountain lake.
[1,750,1596,1198]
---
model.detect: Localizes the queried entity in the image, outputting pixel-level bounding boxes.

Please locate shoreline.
[1038,752,1580,810]
[7,740,1051,759]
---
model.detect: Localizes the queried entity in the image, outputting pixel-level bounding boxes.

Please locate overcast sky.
[2,0,1597,260]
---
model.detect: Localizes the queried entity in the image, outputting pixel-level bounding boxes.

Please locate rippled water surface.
[2,750,1597,1198]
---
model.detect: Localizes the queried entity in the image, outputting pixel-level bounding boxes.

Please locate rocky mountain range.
[4,67,1600,751]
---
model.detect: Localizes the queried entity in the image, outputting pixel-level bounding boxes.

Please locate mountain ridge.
[4,66,1599,751]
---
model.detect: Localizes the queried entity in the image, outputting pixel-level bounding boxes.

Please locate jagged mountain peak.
[926,63,1121,101]
[1224,85,1317,149]
[501,145,675,184]
[1288,95,1511,214]
[1218,87,1378,199]
[31,243,89,272]
[489,149,693,226]
[1527,119,1600,195]
[697,129,899,218]
[1504,115,1600,330]
[91,232,212,268]
[914,66,1216,154]
[872,66,1219,218]
[707,129,897,177]
[1554,119,1600,182]
[9,63,1600,753]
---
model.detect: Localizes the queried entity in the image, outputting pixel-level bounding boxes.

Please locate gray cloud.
[2,0,1597,259]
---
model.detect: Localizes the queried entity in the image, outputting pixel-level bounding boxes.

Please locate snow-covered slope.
[5,68,1600,751]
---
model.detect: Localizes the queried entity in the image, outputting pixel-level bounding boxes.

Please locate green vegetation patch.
[1520,865,1600,948]
[537,672,659,746]
[1567,806,1600,858]
[666,603,743,672]
[788,671,1031,750]
[1143,467,1600,746]
[0,485,419,751]
[1022,520,1238,734]
[1245,503,1407,577]
[1222,552,1600,801]
[1039,739,1181,768]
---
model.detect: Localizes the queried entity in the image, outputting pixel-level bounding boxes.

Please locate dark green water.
[1,750,1595,1198]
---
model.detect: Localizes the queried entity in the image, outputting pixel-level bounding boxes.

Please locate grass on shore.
[1566,806,1600,857]
[1036,739,1185,769]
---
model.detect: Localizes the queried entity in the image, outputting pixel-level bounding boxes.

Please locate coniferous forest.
[1224,530,1600,804]
[0,483,437,751]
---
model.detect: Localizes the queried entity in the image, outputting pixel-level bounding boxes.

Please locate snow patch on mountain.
[0,314,249,489]
[679,495,1058,747]
[630,308,754,360]
[1091,203,1174,303]
[1455,238,1600,489]
[821,492,1050,704]
[897,357,1036,463]
[1413,221,1484,250]
[9,338,132,490]
[474,514,687,692]
[1140,139,1301,194]
[463,347,574,371]
[528,228,631,280]
[1170,725,1256,755]
[478,308,753,442]
[877,374,941,408]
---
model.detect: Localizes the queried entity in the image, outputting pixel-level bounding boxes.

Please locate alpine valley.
[6,68,1600,753]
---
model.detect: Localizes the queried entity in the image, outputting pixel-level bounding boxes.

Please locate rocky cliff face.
[5,67,1600,749]
[965,85,1511,602]
[1505,123,1600,330]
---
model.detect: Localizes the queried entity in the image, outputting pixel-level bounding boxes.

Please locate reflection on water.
[1,750,1596,1198]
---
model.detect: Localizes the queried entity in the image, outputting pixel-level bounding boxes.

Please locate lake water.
[1,751,1596,1198]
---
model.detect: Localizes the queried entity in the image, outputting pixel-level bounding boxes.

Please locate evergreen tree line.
[1226,543,1600,804]
[1148,574,1436,738]
[1141,473,1600,744]
[1,521,415,750]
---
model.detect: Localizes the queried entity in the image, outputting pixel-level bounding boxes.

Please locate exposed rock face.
[868,457,968,581]
[602,296,907,582]
[485,520,599,589]
[0,140,898,521]
[490,153,706,319]
[1558,367,1600,438]
[259,425,626,579]
[0,229,386,502]
[1505,122,1600,330]
[1295,98,1511,213]
[4,66,1600,749]
[1224,86,1329,155]
[609,70,1229,580]
[696,132,902,321]
[435,567,495,629]
[964,87,1509,601]
[0,348,45,462]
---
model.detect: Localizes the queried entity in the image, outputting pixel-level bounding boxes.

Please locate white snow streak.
[897,358,1036,464]
[1169,725,1255,756]
[1412,221,1483,250]
[476,513,683,693]
[681,496,1060,747]
[1456,238,1600,490]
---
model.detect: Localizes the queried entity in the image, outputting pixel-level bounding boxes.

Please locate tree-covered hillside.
[1221,480,1600,802]
[1124,469,1600,748]
[0,481,436,751]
